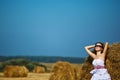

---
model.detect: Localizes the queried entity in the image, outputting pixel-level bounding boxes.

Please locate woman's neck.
[96,51,102,56]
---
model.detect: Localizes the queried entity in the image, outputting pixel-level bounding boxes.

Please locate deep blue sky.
[0,0,120,57]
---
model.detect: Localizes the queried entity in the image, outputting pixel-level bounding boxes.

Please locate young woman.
[85,42,111,80]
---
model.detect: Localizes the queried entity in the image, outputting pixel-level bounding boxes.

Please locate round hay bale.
[80,43,120,80]
[49,61,77,80]
[105,43,120,80]
[33,66,45,73]
[19,66,29,77]
[3,65,29,77]
[73,65,82,80]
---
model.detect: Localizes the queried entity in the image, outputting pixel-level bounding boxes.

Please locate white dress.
[90,59,111,80]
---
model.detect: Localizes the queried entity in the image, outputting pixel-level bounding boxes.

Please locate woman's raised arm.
[84,45,96,59]
[102,42,109,56]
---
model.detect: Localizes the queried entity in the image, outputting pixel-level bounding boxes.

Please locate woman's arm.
[102,42,109,56]
[84,45,96,59]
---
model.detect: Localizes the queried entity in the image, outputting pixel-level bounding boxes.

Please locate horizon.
[0,53,86,58]
[0,52,87,57]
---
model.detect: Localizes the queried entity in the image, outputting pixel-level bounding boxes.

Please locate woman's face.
[95,43,103,52]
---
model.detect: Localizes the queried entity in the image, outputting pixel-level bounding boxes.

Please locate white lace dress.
[90,59,111,80]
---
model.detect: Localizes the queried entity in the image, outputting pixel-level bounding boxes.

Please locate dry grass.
[41,62,82,72]
[49,61,82,80]
[0,62,82,80]
[33,66,45,73]
[0,72,50,80]
[106,43,120,80]
[4,65,28,77]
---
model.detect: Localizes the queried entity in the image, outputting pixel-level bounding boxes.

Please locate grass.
[0,73,50,80]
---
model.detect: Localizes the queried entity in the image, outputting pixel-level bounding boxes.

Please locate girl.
[85,42,111,80]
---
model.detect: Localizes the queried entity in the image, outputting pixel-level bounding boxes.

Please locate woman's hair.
[93,42,104,54]
[95,42,104,48]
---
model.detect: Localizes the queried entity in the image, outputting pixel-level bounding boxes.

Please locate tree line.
[0,56,85,63]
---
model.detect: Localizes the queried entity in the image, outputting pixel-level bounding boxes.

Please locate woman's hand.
[84,45,96,59]
[85,45,95,49]
[105,42,108,45]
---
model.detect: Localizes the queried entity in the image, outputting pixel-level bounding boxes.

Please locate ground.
[0,73,51,80]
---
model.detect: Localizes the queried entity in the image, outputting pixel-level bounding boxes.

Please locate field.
[0,62,82,80]
[0,62,52,80]
[0,72,50,80]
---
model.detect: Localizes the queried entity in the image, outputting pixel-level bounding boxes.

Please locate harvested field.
[0,73,50,80]
[0,62,82,80]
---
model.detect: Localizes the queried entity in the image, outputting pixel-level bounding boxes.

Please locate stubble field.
[0,72,50,80]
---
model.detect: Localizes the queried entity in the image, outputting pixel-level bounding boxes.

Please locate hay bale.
[33,66,45,73]
[106,43,120,80]
[49,61,81,80]
[80,43,120,80]
[3,65,29,77]
[19,66,29,77]
[73,65,82,80]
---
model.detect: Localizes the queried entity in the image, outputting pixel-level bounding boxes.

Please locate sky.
[0,0,120,57]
